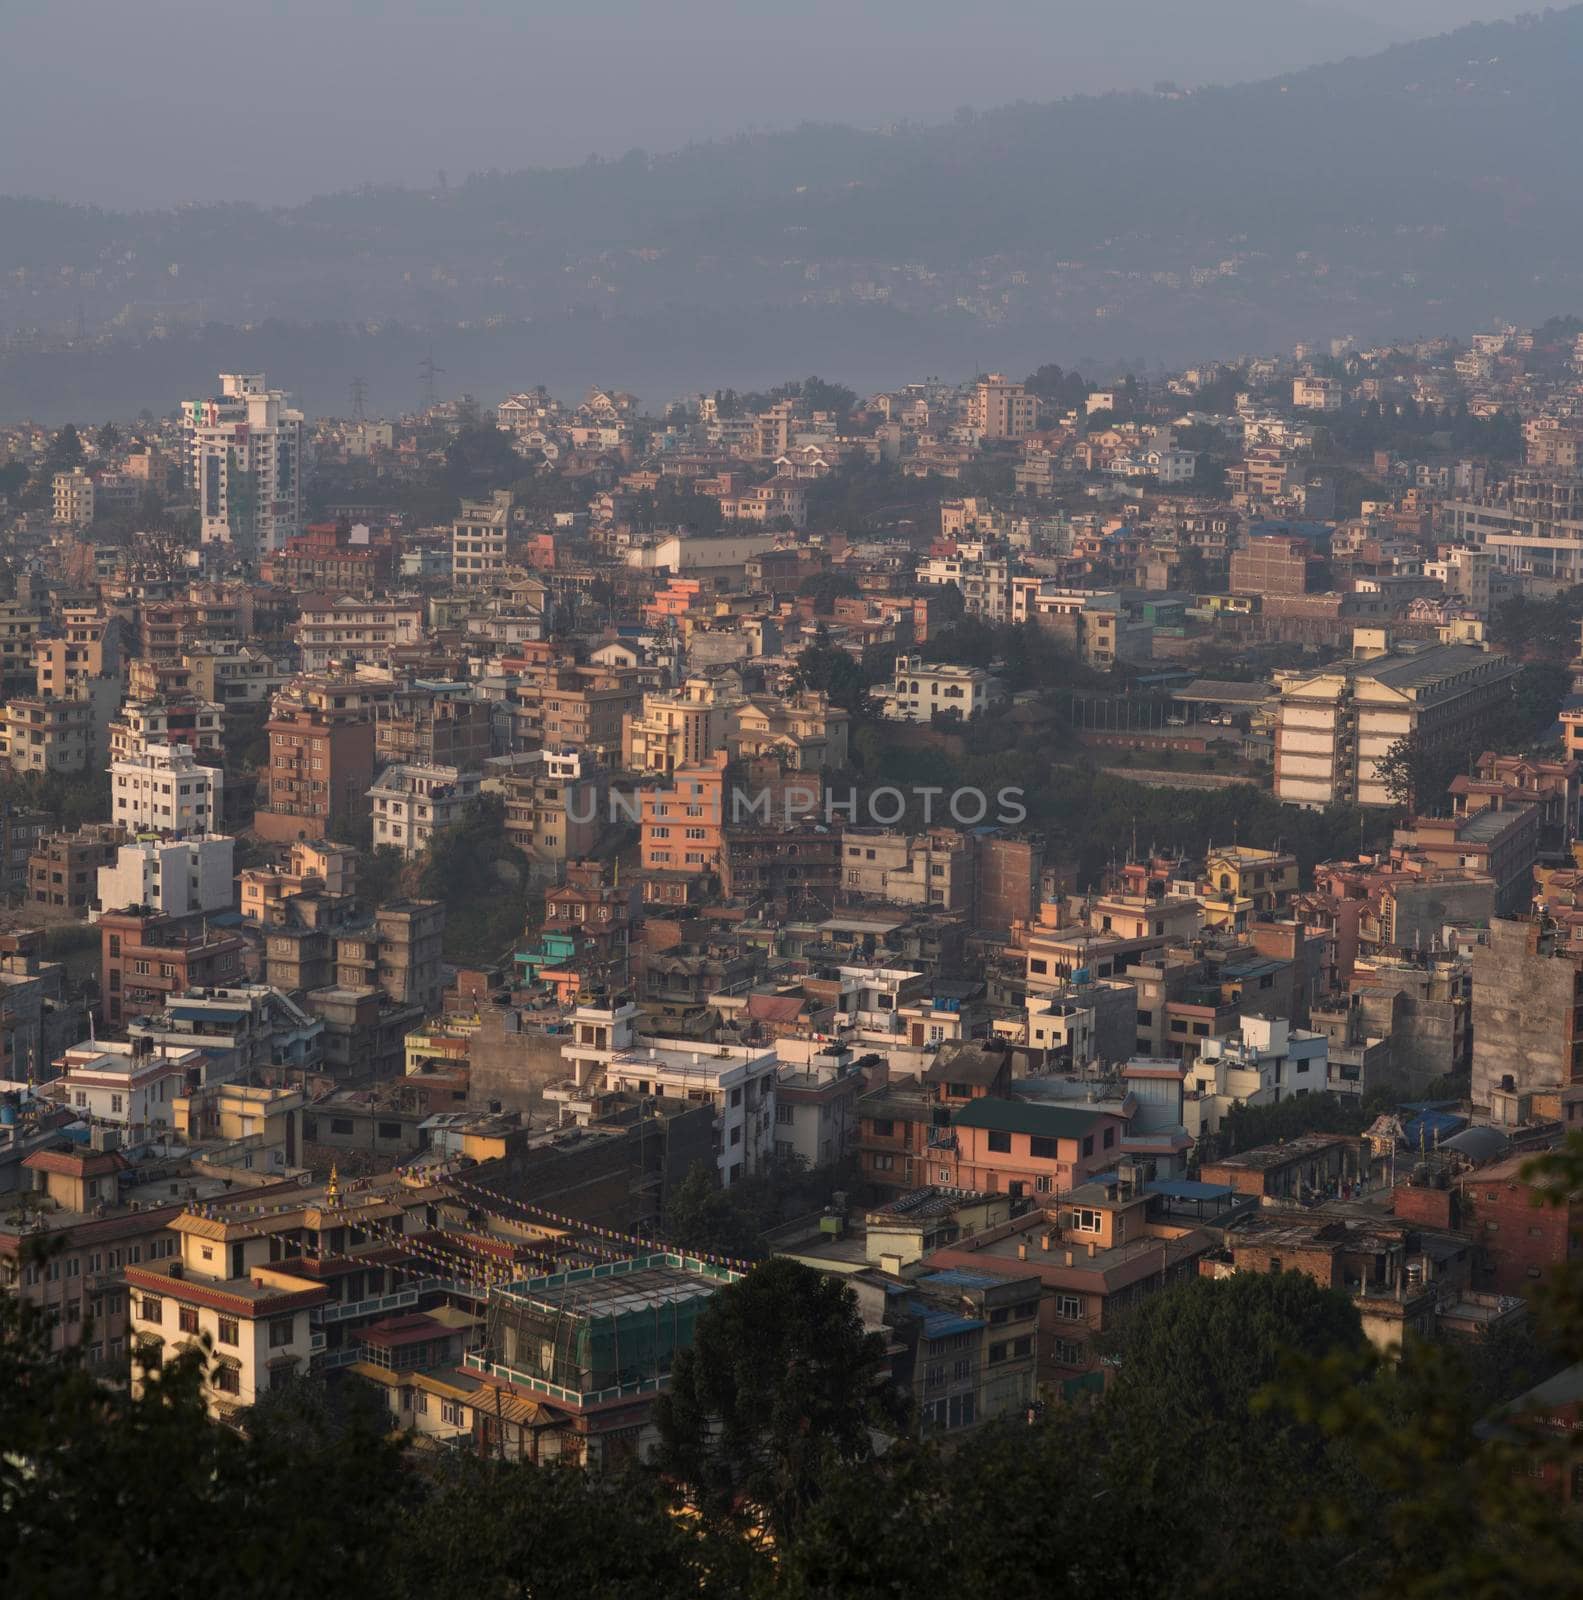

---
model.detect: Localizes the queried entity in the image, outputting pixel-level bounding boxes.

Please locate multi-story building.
[597,1038,779,1186]
[28,826,123,911]
[538,667,643,765]
[881,654,1002,722]
[110,743,222,837]
[368,764,480,858]
[183,644,290,710]
[2,683,119,777]
[374,690,492,771]
[622,677,743,776]
[98,910,250,1030]
[451,490,513,588]
[183,372,304,557]
[108,695,224,763]
[0,603,41,690]
[0,1146,183,1373]
[1198,846,1300,929]
[1274,642,1519,809]
[1471,917,1583,1111]
[840,827,975,910]
[1443,474,1583,585]
[0,802,49,902]
[729,690,850,770]
[239,840,357,925]
[51,467,95,527]
[498,751,607,869]
[256,691,377,844]
[1292,375,1343,411]
[967,374,1038,440]
[1229,533,1320,596]
[293,595,425,674]
[259,521,399,594]
[126,1244,327,1419]
[95,837,235,921]
[34,607,122,696]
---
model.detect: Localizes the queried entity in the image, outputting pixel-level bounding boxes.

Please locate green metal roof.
[952,1099,1109,1138]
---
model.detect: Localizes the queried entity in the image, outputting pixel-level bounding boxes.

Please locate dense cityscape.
[7,7,1583,1600]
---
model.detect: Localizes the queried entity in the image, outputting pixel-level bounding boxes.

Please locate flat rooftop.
[499,1254,734,1316]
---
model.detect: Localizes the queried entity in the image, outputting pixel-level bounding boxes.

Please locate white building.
[546,994,777,1185]
[606,1041,778,1185]
[183,373,304,557]
[48,1040,199,1137]
[1188,1015,1328,1134]
[773,1041,865,1170]
[95,836,235,921]
[881,654,1002,723]
[451,491,512,588]
[110,743,222,838]
[368,764,481,858]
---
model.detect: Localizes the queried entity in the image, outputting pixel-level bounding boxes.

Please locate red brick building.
[1457,1154,1583,1297]
[256,703,377,843]
[99,910,250,1029]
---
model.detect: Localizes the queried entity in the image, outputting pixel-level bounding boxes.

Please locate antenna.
[350,377,368,423]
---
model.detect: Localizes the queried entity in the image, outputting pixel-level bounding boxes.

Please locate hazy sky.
[0,0,1529,210]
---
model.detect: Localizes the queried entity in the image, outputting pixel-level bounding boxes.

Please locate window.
[214,1365,241,1396]
[1055,1293,1083,1320]
[218,1317,239,1346]
[1053,1337,1086,1366]
[873,1154,894,1172]
[988,1341,1008,1363]
[1072,1208,1102,1233]
[1030,1136,1058,1161]
[269,1318,294,1348]
[775,1103,794,1125]
[178,1306,199,1335]
[140,1296,163,1324]
[1103,1127,1115,1149]
[441,1398,464,1427]
[986,1130,1011,1154]
[871,1118,895,1138]
[1081,1134,1094,1157]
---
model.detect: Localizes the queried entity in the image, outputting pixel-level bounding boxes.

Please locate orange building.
[639,751,727,876]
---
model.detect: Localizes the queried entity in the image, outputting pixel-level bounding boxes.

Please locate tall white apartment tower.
[183,373,304,559]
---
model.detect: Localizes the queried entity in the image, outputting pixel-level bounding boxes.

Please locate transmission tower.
[349,376,368,422]
[419,350,444,411]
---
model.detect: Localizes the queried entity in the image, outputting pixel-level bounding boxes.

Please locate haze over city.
[7,7,1583,1600]
[2,0,1529,208]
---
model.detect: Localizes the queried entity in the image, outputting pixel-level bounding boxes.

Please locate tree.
[95,421,122,455]
[656,1256,904,1545]
[795,627,871,717]
[44,423,84,474]
[663,1159,764,1258]
[1375,734,1433,812]
[796,571,860,614]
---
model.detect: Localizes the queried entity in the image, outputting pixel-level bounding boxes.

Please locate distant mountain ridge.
[1,6,1581,421]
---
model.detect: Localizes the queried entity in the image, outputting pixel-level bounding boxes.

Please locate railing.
[313,1278,449,1324]
[464,1353,665,1409]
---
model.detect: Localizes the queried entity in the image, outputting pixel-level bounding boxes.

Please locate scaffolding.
[478,1254,732,1403]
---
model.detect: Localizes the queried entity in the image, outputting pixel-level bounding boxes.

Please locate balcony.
[313,1279,448,1324]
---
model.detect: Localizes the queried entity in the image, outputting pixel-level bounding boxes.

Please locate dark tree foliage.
[655,1256,905,1545]
[794,626,872,716]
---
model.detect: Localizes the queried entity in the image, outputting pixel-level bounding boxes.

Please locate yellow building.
[1199,846,1299,930]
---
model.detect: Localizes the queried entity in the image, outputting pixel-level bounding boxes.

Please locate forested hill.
[4,7,1583,419]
